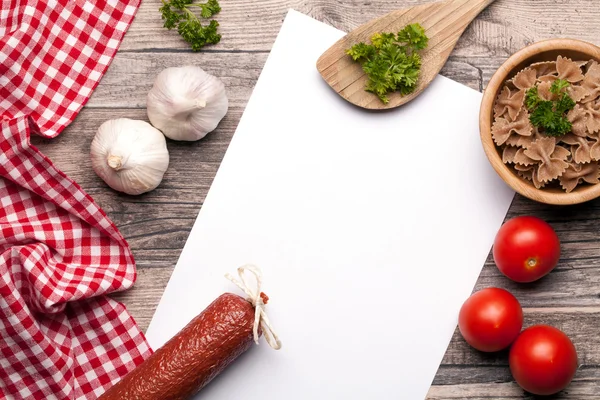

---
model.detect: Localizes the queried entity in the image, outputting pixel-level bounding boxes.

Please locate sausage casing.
[99,293,256,400]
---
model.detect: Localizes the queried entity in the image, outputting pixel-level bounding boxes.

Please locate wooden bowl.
[480,39,600,205]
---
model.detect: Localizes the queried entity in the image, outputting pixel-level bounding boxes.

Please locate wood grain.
[119,0,600,53]
[31,0,600,397]
[316,0,495,109]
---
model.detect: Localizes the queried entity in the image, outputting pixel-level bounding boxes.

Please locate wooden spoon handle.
[422,0,496,38]
[451,0,496,24]
[412,0,496,90]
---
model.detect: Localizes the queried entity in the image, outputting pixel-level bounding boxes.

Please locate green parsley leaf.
[525,86,541,110]
[530,101,556,128]
[346,23,429,103]
[371,32,396,49]
[159,2,181,29]
[160,0,221,51]
[198,0,221,19]
[347,43,376,61]
[178,16,221,51]
[555,92,576,115]
[170,0,194,8]
[550,79,570,95]
[397,23,429,50]
[527,81,575,137]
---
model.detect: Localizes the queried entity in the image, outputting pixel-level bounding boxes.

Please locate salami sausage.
[99,293,257,400]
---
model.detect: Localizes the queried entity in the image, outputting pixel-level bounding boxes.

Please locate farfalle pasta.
[567,105,588,136]
[492,55,600,193]
[581,62,600,101]
[492,109,532,145]
[523,137,570,182]
[559,162,600,192]
[537,81,557,101]
[562,133,593,164]
[584,101,600,133]
[513,68,537,90]
[557,56,585,83]
[494,86,526,120]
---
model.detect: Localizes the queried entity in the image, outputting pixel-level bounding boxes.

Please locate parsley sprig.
[346,24,429,104]
[525,79,575,137]
[160,0,221,51]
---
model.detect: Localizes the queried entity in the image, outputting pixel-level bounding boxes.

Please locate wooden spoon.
[316,0,496,110]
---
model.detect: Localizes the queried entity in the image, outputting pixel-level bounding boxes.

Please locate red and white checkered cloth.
[1,1,153,399]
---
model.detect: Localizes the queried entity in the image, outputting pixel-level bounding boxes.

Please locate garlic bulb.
[91,118,169,195]
[147,66,229,141]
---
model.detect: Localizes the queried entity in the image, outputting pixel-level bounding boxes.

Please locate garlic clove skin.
[147,66,229,141]
[91,118,170,195]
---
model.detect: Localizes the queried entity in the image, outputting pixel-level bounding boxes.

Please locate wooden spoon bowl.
[317,0,495,110]
[480,39,600,205]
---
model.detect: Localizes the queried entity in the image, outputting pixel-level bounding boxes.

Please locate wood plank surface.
[31,0,600,397]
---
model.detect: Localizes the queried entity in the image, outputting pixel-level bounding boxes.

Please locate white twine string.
[225,265,282,350]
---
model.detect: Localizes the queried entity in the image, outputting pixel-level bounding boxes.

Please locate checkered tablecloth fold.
[1,0,139,138]
[1,1,153,399]
[0,117,152,399]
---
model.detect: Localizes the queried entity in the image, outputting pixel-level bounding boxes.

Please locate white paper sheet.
[146,10,515,399]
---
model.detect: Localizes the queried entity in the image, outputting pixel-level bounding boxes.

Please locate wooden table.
[34,0,600,398]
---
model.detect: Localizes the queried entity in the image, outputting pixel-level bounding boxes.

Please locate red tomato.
[509,325,578,395]
[493,216,560,283]
[458,288,523,352]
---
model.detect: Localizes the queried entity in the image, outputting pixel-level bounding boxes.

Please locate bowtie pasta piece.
[567,104,590,137]
[583,101,600,134]
[590,136,600,161]
[559,162,600,193]
[523,137,570,182]
[514,163,546,189]
[505,127,543,147]
[502,146,519,164]
[567,85,590,102]
[494,86,525,121]
[531,61,558,78]
[561,133,593,164]
[581,62,600,102]
[513,147,537,166]
[512,68,537,90]
[492,109,532,146]
[537,81,558,101]
[557,56,585,83]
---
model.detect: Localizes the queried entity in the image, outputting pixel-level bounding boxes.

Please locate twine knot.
[225,265,281,350]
